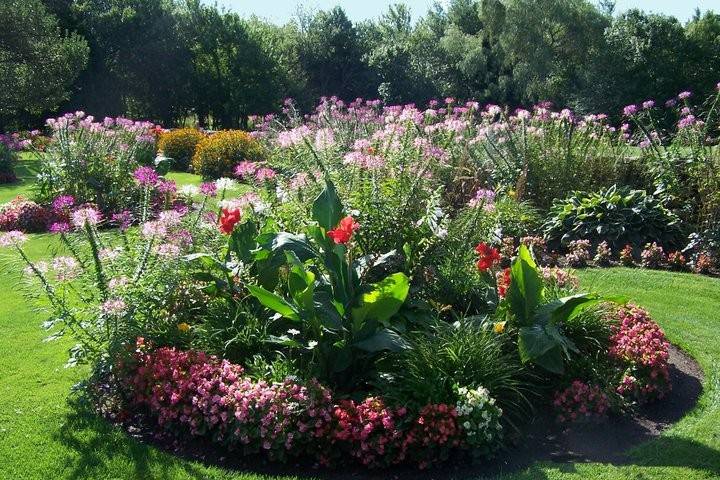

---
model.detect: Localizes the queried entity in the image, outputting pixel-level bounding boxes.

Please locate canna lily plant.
[201,178,413,389]
[502,245,622,374]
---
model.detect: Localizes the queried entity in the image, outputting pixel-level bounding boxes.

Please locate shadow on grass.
[54,397,211,480]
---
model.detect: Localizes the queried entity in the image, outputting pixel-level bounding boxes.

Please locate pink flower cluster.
[553,380,609,423]
[122,341,465,468]
[609,306,671,402]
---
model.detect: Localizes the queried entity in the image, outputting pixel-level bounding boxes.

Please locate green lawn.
[1,250,719,478]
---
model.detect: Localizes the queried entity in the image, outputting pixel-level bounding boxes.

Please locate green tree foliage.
[0,0,88,130]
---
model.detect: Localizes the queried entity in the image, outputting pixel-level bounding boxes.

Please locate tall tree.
[0,0,88,130]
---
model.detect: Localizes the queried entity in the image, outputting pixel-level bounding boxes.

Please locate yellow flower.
[493,321,506,334]
[507,190,517,199]
[177,322,190,333]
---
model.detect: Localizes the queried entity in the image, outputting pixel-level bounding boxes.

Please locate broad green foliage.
[544,185,683,249]
[504,245,612,374]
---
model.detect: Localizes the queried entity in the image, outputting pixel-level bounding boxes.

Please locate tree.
[500,0,609,107]
[685,11,720,96]
[69,0,193,124]
[179,1,282,128]
[0,0,88,130]
[297,7,376,100]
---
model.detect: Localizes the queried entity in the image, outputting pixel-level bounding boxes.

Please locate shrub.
[594,241,612,266]
[565,239,591,267]
[620,244,634,266]
[192,130,265,179]
[157,128,204,171]
[0,197,51,232]
[553,381,609,423]
[667,251,687,271]
[0,142,17,184]
[36,113,160,215]
[543,185,682,250]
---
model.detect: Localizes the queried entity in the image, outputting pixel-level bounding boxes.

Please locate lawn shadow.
[54,396,212,480]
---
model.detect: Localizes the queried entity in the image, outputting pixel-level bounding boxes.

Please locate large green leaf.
[507,245,543,327]
[246,284,300,321]
[354,328,409,352]
[229,220,258,264]
[351,272,410,326]
[312,179,343,230]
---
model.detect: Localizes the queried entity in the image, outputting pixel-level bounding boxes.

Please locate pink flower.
[71,207,102,228]
[0,230,27,247]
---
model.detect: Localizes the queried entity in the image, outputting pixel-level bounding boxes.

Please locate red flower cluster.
[219,207,242,234]
[496,267,511,298]
[475,242,501,271]
[553,380,609,423]
[327,216,359,244]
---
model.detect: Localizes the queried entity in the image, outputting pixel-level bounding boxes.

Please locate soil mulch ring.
[107,345,703,480]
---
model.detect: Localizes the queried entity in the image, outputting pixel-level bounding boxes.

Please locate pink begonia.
[609,305,671,402]
[553,381,609,423]
[122,342,466,468]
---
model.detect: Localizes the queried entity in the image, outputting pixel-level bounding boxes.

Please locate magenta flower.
[51,195,75,212]
[49,222,71,234]
[678,91,692,100]
[199,182,218,197]
[233,161,258,179]
[111,211,133,231]
[133,166,159,186]
[642,100,655,110]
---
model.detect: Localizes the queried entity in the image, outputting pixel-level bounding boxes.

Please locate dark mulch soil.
[109,345,703,480]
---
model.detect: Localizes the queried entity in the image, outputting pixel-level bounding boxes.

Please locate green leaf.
[354,328,409,352]
[533,347,565,374]
[229,220,258,264]
[507,245,543,327]
[246,284,300,321]
[312,179,343,230]
[351,272,410,325]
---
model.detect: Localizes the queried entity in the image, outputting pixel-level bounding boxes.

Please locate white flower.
[307,340,318,349]
[287,329,300,336]
[178,184,199,197]
[215,177,238,191]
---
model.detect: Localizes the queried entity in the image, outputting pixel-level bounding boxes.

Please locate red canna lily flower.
[496,267,511,298]
[475,242,501,271]
[219,207,242,234]
[327,216,359,244]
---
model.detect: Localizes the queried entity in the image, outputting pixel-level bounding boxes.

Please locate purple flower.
[51,195,75,212]
[111,211,133,231]
[665,99,677,108]
[623,104,638,116]
[716,82,720,91]
[49,222,71,234]
[133,166,159,186]
[642,100,655,110]
[199,182,217,197]
[254,167,276,182]
[233,161,258,179]
[678,115,696,129]
[678,91,692,100]
[157,179,177,194]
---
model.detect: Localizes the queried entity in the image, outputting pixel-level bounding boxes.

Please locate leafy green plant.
[376,322,534,430]
[543,185,682,250]
[502,245,617,374]
[204,179,415,390]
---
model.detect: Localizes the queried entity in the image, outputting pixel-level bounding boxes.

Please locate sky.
[210,0,717,24]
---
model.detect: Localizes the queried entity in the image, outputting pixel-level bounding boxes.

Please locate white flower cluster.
[456,385,503,455]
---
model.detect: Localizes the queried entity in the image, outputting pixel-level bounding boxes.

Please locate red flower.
[219,207,242,234]
[327,216,359,244]
[475,242,501,271]
[496,267,511,298]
